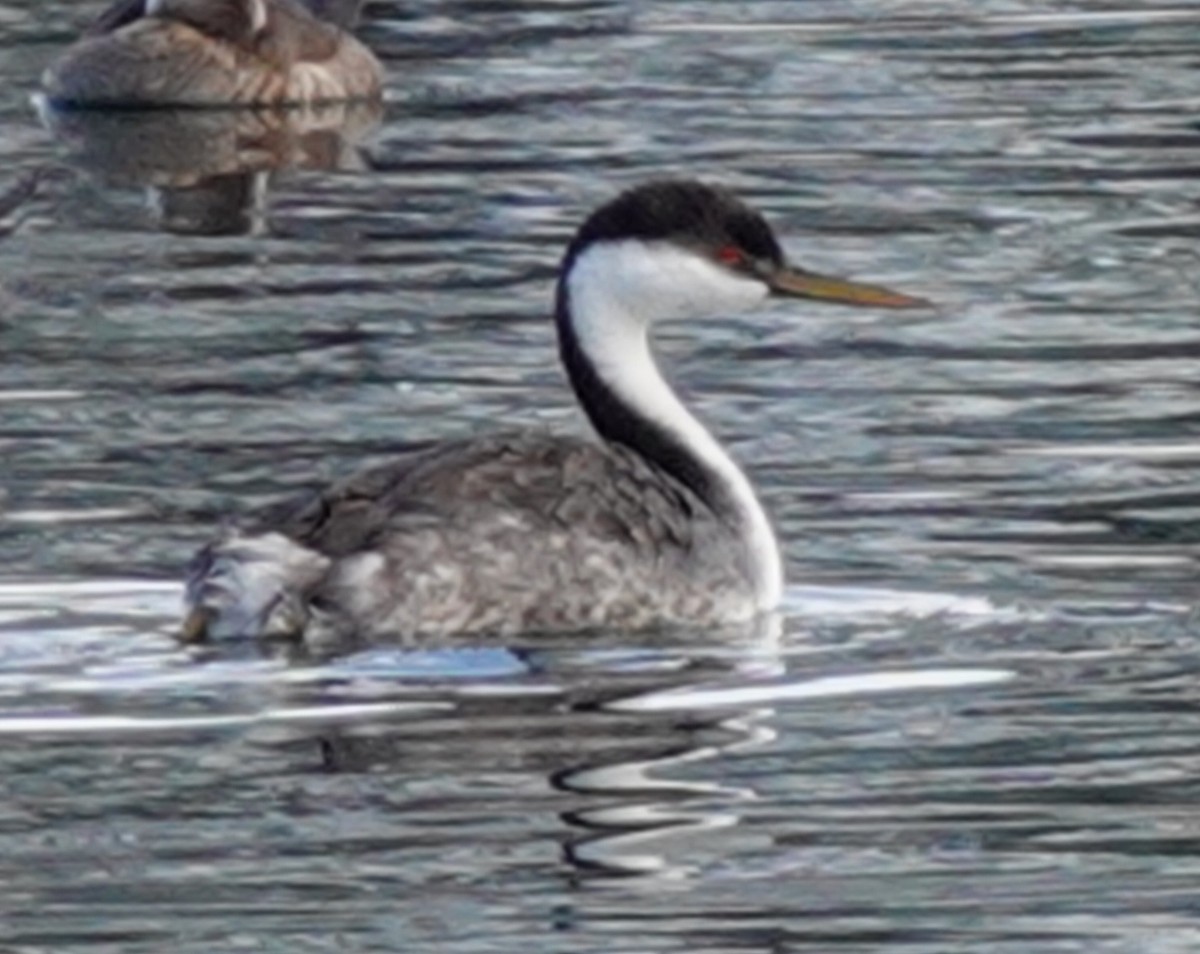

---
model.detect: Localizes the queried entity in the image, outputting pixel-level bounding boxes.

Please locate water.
[2,0,1200,950]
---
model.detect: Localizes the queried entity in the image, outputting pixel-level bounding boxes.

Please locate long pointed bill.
[769,266,929,309]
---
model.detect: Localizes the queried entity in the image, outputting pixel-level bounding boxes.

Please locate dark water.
[2,1,1200,950]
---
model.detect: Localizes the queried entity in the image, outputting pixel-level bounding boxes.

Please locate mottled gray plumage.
[188,431,756,644]
[182,180,926,646]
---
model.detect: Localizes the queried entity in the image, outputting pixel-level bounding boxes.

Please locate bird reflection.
[36,99,381,235]
[557,707,778,879]
[248,618,785,883]
[0,168,68,320]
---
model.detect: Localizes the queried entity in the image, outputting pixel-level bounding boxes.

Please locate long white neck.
[557,240,782,611]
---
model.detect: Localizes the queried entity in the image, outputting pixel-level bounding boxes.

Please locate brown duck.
[43,0,383,107]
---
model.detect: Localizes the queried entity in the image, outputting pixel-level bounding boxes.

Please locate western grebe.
[42,0,382,107]
[182,180,926,645]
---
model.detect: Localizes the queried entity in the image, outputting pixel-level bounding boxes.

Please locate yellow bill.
[769,266,929,309]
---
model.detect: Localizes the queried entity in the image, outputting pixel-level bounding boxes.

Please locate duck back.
[43,0,383,107]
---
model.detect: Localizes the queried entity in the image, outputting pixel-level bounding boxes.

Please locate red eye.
[717,245,744,266]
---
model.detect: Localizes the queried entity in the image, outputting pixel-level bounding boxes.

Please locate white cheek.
[672,253,769,316]
[570,240,768,326]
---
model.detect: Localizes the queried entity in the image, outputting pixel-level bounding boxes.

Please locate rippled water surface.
[2,1,1200,951]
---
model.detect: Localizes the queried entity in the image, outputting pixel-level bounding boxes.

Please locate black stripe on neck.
[555,279,723,512]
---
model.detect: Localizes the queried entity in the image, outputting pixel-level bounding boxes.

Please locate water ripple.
[1,1,1198,951]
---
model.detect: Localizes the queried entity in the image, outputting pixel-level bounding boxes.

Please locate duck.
[181,180,927,646]
[42,0,383,107]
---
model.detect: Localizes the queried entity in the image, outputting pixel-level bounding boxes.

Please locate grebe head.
[559,180,927,330]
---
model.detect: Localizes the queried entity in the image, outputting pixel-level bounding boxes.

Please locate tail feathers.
[182,531,330,641]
